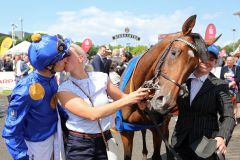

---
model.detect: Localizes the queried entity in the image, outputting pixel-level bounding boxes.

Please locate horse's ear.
[182,15,197,35]
[205,34,222,47]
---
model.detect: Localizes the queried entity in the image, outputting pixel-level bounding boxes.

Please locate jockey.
[2,34,71,160]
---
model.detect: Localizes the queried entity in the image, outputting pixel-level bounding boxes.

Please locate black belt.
[69,130,110,138]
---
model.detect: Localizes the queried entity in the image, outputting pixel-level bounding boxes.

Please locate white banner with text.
[0,72,16,91]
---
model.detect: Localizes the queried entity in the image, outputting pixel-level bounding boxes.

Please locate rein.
[144,107,182,160]
[146,37,197,160]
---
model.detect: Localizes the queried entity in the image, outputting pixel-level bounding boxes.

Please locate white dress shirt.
[188,73,209,105]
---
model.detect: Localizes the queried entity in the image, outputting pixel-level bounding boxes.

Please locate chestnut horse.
[119,15,220,160]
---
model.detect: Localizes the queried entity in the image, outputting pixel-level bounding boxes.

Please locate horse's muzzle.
[147,91,172,114]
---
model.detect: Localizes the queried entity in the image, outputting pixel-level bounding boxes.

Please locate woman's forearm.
[87,98,128,120]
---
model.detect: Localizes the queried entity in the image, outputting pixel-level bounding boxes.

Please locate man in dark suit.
[91,45,112,74]
[171,45,235,160]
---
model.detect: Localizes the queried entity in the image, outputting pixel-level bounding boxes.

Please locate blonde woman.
[57,44,148,160]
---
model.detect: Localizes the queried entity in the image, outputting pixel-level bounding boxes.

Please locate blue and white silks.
[2,71,66,160]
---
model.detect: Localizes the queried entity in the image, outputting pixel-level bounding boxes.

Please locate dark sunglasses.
[49,34,70,65]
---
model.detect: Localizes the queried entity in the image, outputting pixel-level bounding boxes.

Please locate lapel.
[191,73,216,105]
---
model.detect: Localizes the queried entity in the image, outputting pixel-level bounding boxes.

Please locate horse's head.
[145,15,221,115]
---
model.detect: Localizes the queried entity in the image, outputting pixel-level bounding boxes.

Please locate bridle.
[142,36,198,99]
[141,36,199,160]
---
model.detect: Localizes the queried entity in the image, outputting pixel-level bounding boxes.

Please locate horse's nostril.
[157,96,164,102]
[150,96,167,110]
[156,96,167,106]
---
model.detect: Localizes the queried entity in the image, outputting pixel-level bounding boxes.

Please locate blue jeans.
[66,132,111,160]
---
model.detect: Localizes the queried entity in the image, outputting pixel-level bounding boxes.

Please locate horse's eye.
[170,48,180,58]
[172,51,176,56]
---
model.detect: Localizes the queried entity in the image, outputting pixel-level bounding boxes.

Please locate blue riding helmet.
[28,34,71,70]
[207,44,219,59]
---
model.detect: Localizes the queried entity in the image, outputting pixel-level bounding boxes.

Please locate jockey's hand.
[215,136,227,155]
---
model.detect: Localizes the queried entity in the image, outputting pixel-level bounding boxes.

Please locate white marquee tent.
[6,41,31,55]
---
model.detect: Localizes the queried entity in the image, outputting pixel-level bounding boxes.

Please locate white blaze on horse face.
[188,50,195,58]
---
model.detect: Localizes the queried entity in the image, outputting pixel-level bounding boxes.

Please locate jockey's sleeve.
[2,90,30,160]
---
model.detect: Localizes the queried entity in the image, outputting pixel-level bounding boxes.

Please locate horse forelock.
[191,33,208,62]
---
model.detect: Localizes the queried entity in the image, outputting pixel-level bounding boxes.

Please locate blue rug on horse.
[115,54,155,132]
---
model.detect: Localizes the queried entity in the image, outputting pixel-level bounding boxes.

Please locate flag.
[205,24,216,41]
[0,37,13,57]
[81,38,92,54]
[219,49,226,58]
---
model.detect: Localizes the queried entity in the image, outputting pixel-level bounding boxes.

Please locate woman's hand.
[123,88,150,105]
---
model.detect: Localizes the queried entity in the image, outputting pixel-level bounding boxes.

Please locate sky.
[1,0,240,48]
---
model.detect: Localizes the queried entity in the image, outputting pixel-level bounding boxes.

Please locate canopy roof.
[6,41,31,55]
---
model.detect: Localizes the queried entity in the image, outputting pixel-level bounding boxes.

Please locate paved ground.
[0,94,240,160]
[111,117,240,160]
[0,95,11,160]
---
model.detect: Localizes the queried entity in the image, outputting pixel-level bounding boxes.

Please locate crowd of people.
[0,53,33,83]
[0,33,239,160]
[0,43,132,88]
[211,51,240,124]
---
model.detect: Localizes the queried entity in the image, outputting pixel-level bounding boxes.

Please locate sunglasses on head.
[49,34,70,65]
[56,34,66,52]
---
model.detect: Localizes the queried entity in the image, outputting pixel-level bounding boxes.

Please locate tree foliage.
[217,39,240,55]
[131,45,148,55]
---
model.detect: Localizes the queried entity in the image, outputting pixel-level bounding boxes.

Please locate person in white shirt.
[57,43,149,160]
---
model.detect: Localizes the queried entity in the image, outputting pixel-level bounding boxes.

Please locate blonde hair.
[70,43,93,72]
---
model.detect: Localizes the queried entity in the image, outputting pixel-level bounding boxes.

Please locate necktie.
[186,78,192,94]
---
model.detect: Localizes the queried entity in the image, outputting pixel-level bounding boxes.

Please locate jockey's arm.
[2,93,30,160]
